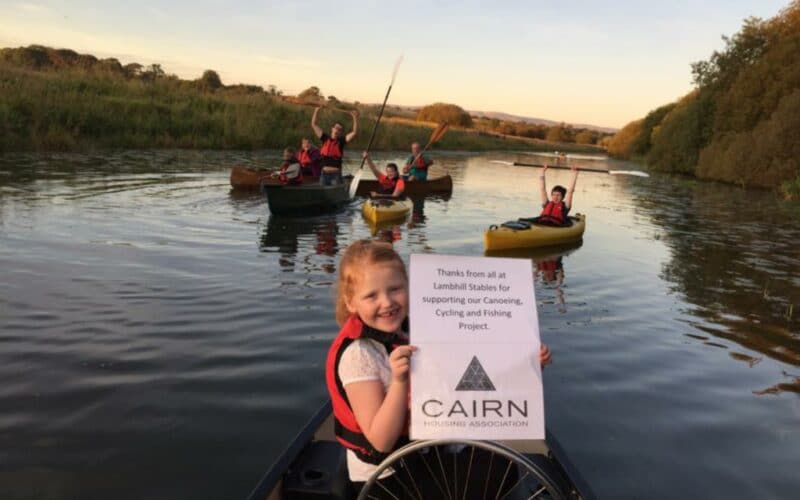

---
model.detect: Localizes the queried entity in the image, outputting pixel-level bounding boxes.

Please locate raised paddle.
[404,122,449,175]
[490,160,650,177]
[349,56,404,199]
[296,101,356,115]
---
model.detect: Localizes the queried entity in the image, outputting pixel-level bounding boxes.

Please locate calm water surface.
[1,150,798,499]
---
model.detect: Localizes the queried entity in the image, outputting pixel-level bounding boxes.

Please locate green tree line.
[0,45,603,155]
[607,0,800,200]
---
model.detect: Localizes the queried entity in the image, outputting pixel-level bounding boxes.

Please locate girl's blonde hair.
[335,240,407,326]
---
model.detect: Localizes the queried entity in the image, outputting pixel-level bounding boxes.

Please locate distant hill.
[468,110,618,134]
[387,105,617,133]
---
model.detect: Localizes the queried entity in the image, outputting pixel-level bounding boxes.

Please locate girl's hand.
[362,151,369,159]
[389,345,416,383]
[540,343,552,367]
[542,165,549,173]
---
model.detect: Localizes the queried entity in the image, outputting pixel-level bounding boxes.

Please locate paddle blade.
[609,170,650,177]
[390,55,404,86]
[348,169,364,199]
[431,122,449,143]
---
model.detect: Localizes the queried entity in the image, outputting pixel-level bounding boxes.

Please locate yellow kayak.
[362,198,413,224]
[484,214,586,251]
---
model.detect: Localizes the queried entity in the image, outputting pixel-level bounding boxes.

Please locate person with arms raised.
[311,107,358,185]
[362,152,404,199]
[535,164,578,226]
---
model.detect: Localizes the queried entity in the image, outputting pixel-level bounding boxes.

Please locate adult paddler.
[402,141,433,181]
[311,107,358,185]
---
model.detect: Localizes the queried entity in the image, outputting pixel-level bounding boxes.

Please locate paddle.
[404,122,449,176]
[490,160,650,177]
[349,56,404,199]
[296,101,356,115]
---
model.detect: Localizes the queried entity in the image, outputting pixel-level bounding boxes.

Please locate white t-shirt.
[337,337,393,482]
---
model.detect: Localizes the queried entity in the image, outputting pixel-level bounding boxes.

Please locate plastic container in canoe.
[484,214,586,251]
[362,198,413,224]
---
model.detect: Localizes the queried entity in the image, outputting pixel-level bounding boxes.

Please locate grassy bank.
[0,57,602,155]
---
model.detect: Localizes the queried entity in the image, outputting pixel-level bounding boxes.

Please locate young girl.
[325,240,413,487]
[362,152,405,199]
[270,148,302,185]
[325,240,552,488]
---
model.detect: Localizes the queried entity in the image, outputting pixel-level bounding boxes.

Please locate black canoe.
[245,400,595,500]
[263,177,353,216]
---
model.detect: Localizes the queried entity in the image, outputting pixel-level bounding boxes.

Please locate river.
[0,150,798,499]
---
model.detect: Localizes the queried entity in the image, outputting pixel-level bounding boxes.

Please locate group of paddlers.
[272,108,580,225]
[272,108,433,199]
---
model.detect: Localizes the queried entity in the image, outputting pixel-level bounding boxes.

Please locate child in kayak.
[270,148,302,185]
[535,164,579,226]
[325,240,551,490]
[362,152,405,199]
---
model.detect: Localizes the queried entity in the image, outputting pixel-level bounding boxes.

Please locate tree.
[142,63,165,82]
[123,63,143,78]
[298,86,324,103]
[545,125,567,143]
[416,103,472,127]
[198,69,223,91]
[606,119,643,159]
[575,130,595,145]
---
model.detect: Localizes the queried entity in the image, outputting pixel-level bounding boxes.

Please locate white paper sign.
[409,254,544,440]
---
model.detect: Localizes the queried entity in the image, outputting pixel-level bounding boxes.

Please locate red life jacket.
[297,149,313,167]
[377,173,405,195]
[539,201,568,225]
[278,160,303,185]
[325,315,410,465]
[537,260,559,273]
[320,135,345,168]
[406,154,431,173]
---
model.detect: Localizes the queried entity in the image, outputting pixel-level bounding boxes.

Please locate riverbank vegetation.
[0,45,607,154]
[607,1,800,199]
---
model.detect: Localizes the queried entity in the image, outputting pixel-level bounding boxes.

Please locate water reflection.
[486,242,583,313]
[260,215,340,273]
[627,178,800,368]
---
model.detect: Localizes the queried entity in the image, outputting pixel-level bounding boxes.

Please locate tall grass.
[0,63,601,154]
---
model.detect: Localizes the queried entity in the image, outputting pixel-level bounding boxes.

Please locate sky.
[0,0,790,128]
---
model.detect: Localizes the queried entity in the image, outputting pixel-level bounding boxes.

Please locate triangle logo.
[455,356,496,391]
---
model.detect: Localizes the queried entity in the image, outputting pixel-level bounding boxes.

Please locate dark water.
[1,150,798,499]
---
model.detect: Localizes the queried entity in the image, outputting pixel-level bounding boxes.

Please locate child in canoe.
[533,164,579,226]
[270,148,302,185]
[325,240,552,491]
[362,152,405,199]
